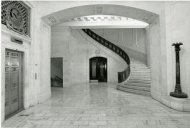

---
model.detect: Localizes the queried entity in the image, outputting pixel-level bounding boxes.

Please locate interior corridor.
[2,83,190,128]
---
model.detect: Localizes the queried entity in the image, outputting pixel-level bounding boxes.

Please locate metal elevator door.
[5,50,23,119]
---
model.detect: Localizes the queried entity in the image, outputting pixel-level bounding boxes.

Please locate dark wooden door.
[5,50,23,119]
[90,57,107,82]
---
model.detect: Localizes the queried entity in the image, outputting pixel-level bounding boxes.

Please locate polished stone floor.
[2,83,190,128]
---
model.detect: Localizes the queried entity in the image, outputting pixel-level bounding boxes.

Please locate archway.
[42,4,161,100]
[42,4,158,25]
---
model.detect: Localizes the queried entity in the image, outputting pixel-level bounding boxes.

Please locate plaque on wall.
[1,1,30,37]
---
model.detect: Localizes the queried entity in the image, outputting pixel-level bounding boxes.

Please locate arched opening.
[90,57,107,82]
[42,4,161,99]
[42,4,158,25]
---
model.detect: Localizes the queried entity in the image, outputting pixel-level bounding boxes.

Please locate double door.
[90,57,107,82]
[5,50,23,119]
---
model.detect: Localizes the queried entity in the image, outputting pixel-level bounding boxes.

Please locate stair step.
[132,69,150,71]
[130,79,150,82]
[132,70,150,72]
[130,77,150,79]
[132,75,150,77]
[132,64,149,66]
[121,84,150,91]
[131,65,149,67]
[132,68,150,70]
[130,74,150,77]
[129,78,151,81]
[132,72,150,74]
[131,65,148,67]
[129,80,150,82]
[129,77,151,81]
[131,71,150,73]
[131,73,150,78]
[117,86,151,96]
[125,82,150,87]
[131,72,150,74]
[128,79,151,83]
[131,64,149,66]
[130,75,150,77]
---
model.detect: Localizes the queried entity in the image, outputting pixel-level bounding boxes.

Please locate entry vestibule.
[2,1,190,124]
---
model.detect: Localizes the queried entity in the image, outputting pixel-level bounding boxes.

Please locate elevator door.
[5,50,23,119]
[90,57,107,82]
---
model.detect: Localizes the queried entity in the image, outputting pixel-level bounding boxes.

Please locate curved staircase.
[82,29,151,97]
[117,59,151,96]
[82,29,130,83]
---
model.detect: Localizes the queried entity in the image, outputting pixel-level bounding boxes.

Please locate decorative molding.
[95,49,100,54]
[1,1,31,37]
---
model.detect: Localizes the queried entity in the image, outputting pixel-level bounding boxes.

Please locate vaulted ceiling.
[43,4,157,28]
[56,15,149,28]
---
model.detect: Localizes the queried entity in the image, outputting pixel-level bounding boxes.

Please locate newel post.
[170,42,188,98]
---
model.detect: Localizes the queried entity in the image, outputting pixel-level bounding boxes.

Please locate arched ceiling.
[42,4,158,27]
[56,15,149,28]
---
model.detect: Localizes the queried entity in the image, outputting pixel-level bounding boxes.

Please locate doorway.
[5,49,24,119]
[51,57,63,87]
[90,57,107,82]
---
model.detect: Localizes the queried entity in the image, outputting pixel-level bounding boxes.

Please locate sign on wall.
[1,1,30,37]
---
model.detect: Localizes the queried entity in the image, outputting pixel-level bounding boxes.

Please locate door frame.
[51,57,63,87]
[89,56,107,82]
[5,49,24,119]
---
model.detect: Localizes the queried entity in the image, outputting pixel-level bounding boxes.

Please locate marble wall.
[1,26,31,122]
[164,3,190,109]
[1,1,51,122]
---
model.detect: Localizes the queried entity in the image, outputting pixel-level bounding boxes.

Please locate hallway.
[2,83,190,128]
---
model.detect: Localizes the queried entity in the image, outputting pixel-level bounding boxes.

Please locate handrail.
[82,29,130,83]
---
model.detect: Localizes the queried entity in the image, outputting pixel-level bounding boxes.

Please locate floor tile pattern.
[2,83,190,128]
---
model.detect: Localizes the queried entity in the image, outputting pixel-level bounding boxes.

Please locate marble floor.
[2,83,190,128]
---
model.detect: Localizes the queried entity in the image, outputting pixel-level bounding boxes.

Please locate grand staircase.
[117,59,151,96]
[82,29,130,83]
[82,29,151,97]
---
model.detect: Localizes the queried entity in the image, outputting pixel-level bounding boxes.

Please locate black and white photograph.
[1,0,190,127]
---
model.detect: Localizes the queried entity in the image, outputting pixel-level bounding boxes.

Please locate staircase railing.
[82,29,130,83]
